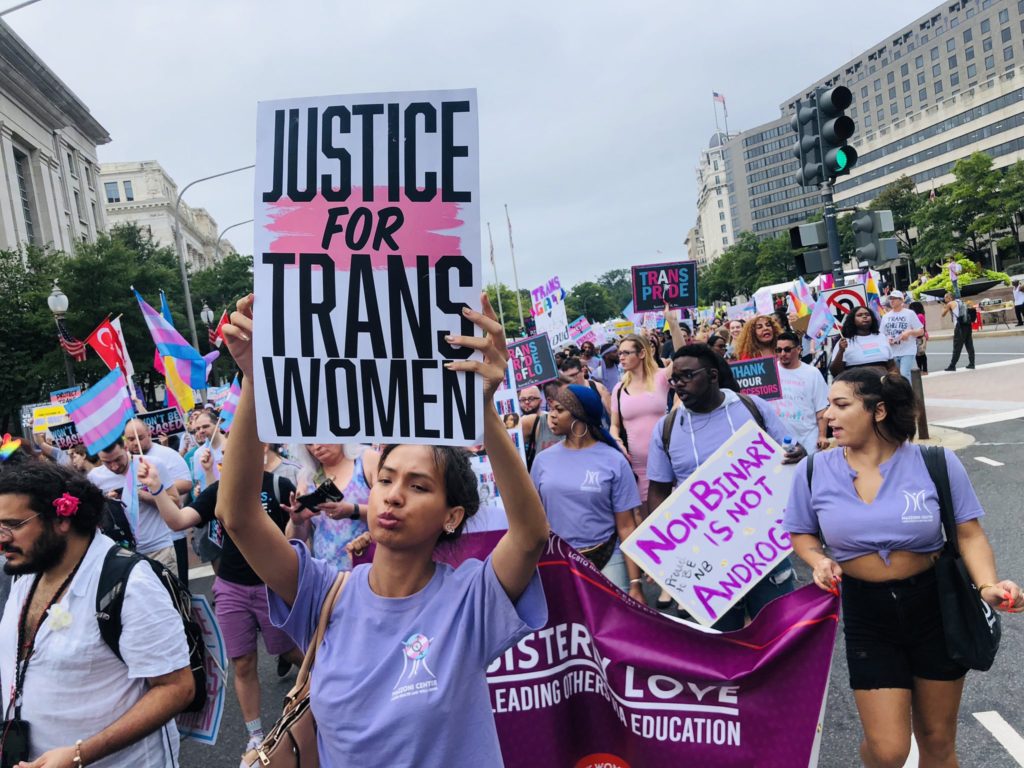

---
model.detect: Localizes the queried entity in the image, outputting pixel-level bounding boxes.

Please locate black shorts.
[841,568,967,690]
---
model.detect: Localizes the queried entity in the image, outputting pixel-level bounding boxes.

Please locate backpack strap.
[736,393,768,431]
[806,452,815,488]
[919,445,959,555]
[96,544,144,662]
[662,405,680,453]
[525,414,541,469]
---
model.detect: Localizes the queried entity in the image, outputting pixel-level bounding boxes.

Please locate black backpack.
[99,498,136,552]
[95,545,208,713]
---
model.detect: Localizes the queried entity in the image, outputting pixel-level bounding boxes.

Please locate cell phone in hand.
[296,479,344,511]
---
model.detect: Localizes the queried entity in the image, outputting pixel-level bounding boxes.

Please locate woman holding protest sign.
[829,306,894,377]
[531,383,645,602]
[734,314,781,360]
[784,369,1023,768]
[218,293,548,767]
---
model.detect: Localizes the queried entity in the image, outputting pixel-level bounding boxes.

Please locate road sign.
[820,284,868,331]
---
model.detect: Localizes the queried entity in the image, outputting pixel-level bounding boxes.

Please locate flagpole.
[712,95,720,133]
[504,204,527,333]
[723,98,730,137]
[487,222,506,329]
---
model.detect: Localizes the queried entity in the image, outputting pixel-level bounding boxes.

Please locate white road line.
[973,711,1024,766]
[903,734,919,767]
[188,564,214,580]
[975,456,1005,467]
[931,408,1024,428]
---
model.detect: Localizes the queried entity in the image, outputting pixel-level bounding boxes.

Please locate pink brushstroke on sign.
[265,187,463,269]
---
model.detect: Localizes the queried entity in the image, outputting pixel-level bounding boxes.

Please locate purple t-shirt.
[646,390,792,487]
[269,542,546,766]
[783,442,984,564]
[530,442,640,549]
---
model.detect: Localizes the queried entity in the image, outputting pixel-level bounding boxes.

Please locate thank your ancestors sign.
[252,89,482,445]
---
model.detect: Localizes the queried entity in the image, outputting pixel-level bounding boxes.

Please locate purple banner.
[435,532,838,767]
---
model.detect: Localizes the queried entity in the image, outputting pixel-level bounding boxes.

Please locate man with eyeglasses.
[517,386,542,416]
[646,343,805,630]
[771,331,830,456]
[88,439,179,571]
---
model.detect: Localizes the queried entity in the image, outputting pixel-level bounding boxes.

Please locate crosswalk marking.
[974,711,1024,766]
[974,456,1006,467]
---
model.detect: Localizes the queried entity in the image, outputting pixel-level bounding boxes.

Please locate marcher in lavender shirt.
[217,294,550,768]
[784,368,1023,768]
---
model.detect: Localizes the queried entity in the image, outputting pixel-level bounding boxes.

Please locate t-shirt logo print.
[900,490,933,523]
[391,632,439,701]
[580,470,602,492]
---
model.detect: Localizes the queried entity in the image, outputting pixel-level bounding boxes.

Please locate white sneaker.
[239,735,263,768]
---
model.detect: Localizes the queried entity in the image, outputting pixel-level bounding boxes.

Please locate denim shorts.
[841,568,967,690]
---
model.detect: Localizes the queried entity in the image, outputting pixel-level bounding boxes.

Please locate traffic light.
[851,209,898,265]
[817,86,858,179]
[789,221,831,275]
[791,98,822,187]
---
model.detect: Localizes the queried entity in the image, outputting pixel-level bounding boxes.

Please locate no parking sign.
[819,284,867,335]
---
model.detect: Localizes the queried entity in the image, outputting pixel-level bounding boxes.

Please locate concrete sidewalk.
[921,358,1024,428]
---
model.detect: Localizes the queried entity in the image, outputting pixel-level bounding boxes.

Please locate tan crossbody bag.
[242,570,349,767]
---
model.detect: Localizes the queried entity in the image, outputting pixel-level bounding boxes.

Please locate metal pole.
[911,368,930,440]
[504,204,527,332]
[214,218,254,262]
[172,164,254,350]
[487,222,506,329]
[51,318,75,387]
[820,180,845,288]
[0,0,44,16]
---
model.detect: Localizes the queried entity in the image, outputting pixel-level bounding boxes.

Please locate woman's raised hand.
[223,294,255,379]
[444,293,508,401]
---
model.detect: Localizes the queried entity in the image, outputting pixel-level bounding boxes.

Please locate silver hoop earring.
[569,420,588,438]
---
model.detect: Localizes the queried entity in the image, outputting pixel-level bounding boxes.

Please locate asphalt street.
[179,383,1024,768]
[924,334,1024,369]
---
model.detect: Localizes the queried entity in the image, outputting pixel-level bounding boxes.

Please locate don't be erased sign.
[622,422,794,625]
[252,89,481,445]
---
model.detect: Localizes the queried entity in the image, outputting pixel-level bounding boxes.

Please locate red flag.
[209,309,229,348]
[85,317,128,377]
[56,318,87,362]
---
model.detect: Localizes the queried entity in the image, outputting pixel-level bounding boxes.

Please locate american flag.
[56,317,87,362]
[712,91,726,105]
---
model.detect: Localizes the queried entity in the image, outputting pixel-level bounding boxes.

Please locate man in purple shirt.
[646,343,806,630]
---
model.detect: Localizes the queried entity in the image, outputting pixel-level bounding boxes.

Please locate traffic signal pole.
[820,180,845,288]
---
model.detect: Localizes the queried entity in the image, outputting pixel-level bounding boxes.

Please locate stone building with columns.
[0,20,110,254]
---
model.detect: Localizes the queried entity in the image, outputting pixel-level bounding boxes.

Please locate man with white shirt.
[878,291,924,379]
[124,418,193,585]
[1013,281,1024,326]
[0,461,192,767]
[89,439,178,570]
[771,331,830,455]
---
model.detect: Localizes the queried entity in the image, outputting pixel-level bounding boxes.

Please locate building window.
[986,53,995,68]
[915,54,924,68]
[719,212,726,220]
[967,45,975,59]
[720,224,727,233]
[932,63,942,77]
[83,165,93,189]
[964,28,973,43]
[1005,44,1015,60]
[930,46,939,61]
[66,151,77,178]
[713,160,719,170]
[967,6,975,17]
[874,78,881,91]
[934,80,944,94]
[947,37,956,52]
[722,237,728,245]
[123,180,134,202]
[918,71,926,84]
[1019,0,1024,14]
[905,95,913,107]
[920,87,928,100]
[981,19,991,34]
[73,189,85,222]
[91,201,99,229]
[949,54,958,68]
[104,181,120,203]
[999,8,1009,23]
[890,103,899,116]
[864,114,872,127]
[876,94,883,106]
[903,78,911,92]
[984,36,993,51]
[887,71,895,84]
[901,62,909,76]
[889,86,897,99]
[861,85,869,97]
[968,63,978,77]
[12,148,35,245]
[951,71,960,86]
[1002,26,1012,42]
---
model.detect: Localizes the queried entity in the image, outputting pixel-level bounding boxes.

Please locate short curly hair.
[0,460,105,536]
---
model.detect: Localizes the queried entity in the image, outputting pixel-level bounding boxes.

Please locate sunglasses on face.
[776,346,798,353]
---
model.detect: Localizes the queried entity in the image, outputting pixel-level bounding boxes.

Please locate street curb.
[914,425,976,451]
[927,327,1024,340]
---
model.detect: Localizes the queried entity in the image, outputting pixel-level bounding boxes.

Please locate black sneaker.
[276,656,292,678]
[966,364,975,369]
[944,366,956,372]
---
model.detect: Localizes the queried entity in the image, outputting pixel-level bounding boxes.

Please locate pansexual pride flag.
[218,375,242,433]
[63,368,134,453]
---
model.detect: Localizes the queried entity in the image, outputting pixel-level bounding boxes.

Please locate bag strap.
[919,445,959,555]
[662,405,680,453]
[284,570,349,706]
[96,544,143,662]
[736,393,767,431]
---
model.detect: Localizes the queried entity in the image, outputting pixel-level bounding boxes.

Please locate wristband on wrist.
[148,483,164,496]
[349,502,361,520]
[629,578,643,585]
[977,583,996,592]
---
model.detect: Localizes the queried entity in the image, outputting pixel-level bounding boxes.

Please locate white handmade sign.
[622,421,794,626]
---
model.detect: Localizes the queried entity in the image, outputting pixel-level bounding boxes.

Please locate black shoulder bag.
[922,445,1001,671]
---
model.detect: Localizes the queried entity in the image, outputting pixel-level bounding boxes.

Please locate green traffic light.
[835,149,848,170]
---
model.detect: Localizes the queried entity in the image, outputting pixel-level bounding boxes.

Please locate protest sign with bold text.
[632,261,697,311]
[532,276,570,348]
[253,89,481,445]
[728,357,782,401]
[140,407,186,438]
[49,385,85,406]
[32,405,68,434]
[622,422,794,625]
[508,334,559,389]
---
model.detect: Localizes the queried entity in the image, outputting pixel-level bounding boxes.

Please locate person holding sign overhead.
[217,294,548,767]
[830,306,894,377]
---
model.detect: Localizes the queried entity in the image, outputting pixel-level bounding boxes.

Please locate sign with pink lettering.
[435,531,838,767]
[631,261,698,312]
[252,89,481,445]
[177,594,228,745]
[621,421,794,625]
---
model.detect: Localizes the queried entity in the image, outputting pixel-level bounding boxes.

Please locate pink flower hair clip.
[53,493,80,517]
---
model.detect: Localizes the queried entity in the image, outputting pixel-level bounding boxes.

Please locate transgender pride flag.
[64,368,135,454]
[218,375,242,433]
[134,290,214,390]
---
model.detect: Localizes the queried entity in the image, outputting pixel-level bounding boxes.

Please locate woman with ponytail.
[784,368,1022,767]
[530,384,645,602]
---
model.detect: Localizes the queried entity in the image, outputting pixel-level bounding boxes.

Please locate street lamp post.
[46,280,75,387]
[214,219,254,263]
[200,301,215,328]
[172,165,254,351]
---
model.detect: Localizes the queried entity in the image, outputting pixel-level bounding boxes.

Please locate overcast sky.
[11,0,938,292]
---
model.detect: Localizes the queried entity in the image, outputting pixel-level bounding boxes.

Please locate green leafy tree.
[484,283,531,337]
[995,159,1024,261]
[594,268,633,312]
[869,175,923,260]
[564,281,616,322]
